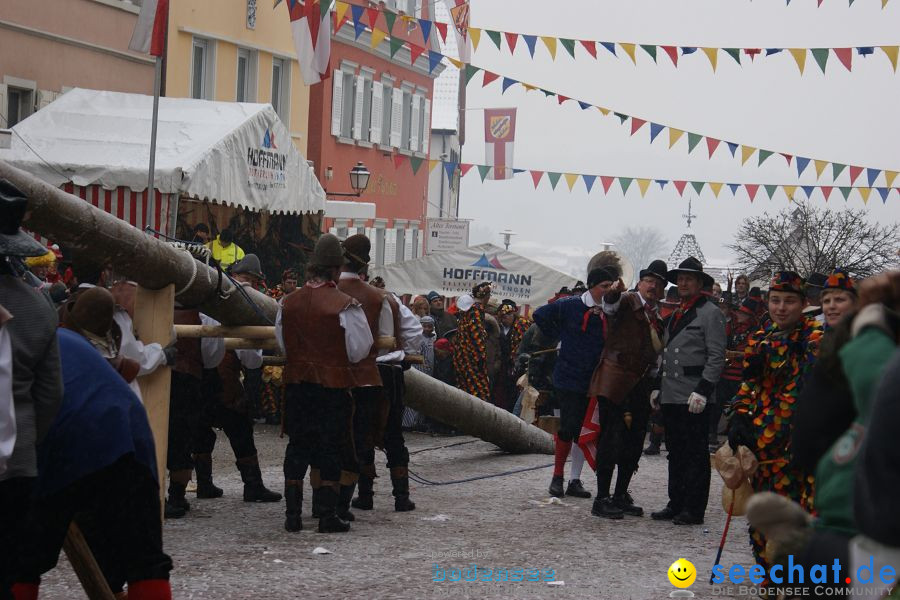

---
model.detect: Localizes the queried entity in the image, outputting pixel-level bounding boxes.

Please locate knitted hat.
[426,291,441,302]
[311,233,346,268]
[587,267,615,289]
[769,271,805,295]
[419,315,435,324]
[822,268,857,296]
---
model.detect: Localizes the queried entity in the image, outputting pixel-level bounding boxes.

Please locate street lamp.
[500,229,516,250]
[325,161,371,197]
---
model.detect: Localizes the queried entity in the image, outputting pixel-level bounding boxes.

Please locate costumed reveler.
[494,301,531,412]
[259,269,299,425]
[728,271,823,569]
[452,282,493,401]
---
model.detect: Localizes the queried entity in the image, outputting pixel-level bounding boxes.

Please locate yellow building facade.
[166,0,310,153]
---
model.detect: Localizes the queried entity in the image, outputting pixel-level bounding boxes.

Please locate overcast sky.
[452,0,900,278]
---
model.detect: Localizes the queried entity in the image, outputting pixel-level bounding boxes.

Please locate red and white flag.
[286,0,332,86]
[444,0,471,64]
[577,396,601,471]
[484,108,516,180]
[129,0,169,56]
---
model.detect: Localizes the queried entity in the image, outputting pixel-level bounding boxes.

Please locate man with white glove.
[649,257,726,526]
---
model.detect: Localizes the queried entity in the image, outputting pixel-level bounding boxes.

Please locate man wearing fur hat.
[728,271,823,568]
[650,257,726,526]
[276,234,373,533]
[586,260,667,519]
[533,265,618,500]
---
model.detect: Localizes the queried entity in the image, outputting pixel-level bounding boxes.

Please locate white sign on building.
[425,218,470,255]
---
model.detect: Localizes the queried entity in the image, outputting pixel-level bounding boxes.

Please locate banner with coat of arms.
[484,108,517,180]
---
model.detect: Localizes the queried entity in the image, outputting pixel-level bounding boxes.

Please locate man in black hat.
[0,180,65,598]
[586,260,667,519]
[533,265,618,499]
[650,257,726,525]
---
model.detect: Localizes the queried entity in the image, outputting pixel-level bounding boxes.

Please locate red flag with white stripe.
[129,0,169,57]
[287,0,332,85]
[577,396,601,471]
[484,108,516,180]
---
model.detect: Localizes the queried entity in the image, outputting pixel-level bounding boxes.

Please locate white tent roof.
[0,88,325,215]
[369,243,578,307]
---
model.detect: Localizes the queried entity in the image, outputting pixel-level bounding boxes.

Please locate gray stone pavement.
[42,426,756,599]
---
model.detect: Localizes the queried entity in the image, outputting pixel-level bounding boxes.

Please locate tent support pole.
[147,56,162,197]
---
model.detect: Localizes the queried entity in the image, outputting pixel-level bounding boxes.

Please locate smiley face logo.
[668,558,697,588]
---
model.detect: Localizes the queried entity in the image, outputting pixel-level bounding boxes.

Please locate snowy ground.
[42,426,755,599]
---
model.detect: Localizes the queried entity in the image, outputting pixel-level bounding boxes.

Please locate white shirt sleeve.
[275,305,286,355]
[235,348,263,369]
[378,297,394,337]
[339,304,374,364]
[0,322,15,475]
[377,299,424,363]
[114,309,167,376]
[199,313,226,369]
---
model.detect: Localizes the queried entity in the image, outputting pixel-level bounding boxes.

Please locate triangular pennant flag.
[709,182,723,198]
[783,185,797,201]
[501,77,517,93]
[621,43,637,64]
[880,46,899,71]
[801,185,815,198]
[789,48,807,74]
[389,36,405,58]
[849,166,864,185]
[521,83,538,92]
[637,178,651,197]
[428,159,439,173]
[556,95,569,105]
[886,171,899,188]
[726,142,738,157]
[821,186,833,201]
[839,187,852,201]
[580,40,597,59]
[443,161,457,181]
[723,48,741,65]
[811,48,829,73]
[597,42,615,56]
[669,128,684,149]
[351,5,366,39]
[867,168,881,186]
[477,165,491,182]
[691,181,705,195]
[335,1,350,26]
[859,187,871,204]
[459,163,475,177]
[463,64,480,85]
[877,187,890,203]
[613,112,628,124]
[834,47,852,71]
[687,133,703,154]
[728,183,740,195]
[541,36,558,60]
[630,118,647,135]
[434,21,448,43]
[814,160,828,179]
[600,176,615,193]
[745,184,759,202]
[445,56,463,69]
[560,38,577,59]
[482,71,500,87]
[420,19,434,45]
[650,123,665,143]
[741,146,756,165]
[540,88,555,97]
[758,149,774,165]
[640,45,657,62]
[763,184,777,200]
[706,137,721,158]
[619,177,634,194]
[673,180,687,196]
[597,106,610,116]
[577,101,591,110]
[428,51,444,74]
[796,157,811,177]
[523,35,538,58]
[858,46,875,56]
[393,153,406,169]
[702,47,718,71]
[504,32,519,54]
[781,153,793,165]
[486,30,501,50]
[662,46,678,66]
[583,174,597,193]
[370,28,388,49]
[564,173,579,191]
[681,47,698,55]
[658,180,670,189]
[383,11,396,34]
[833,163,847,179]
[409,156,424,174]
[409,41,426,65]
[530,170,543,188]
[745,48,762,61]
[766,48,783,56]
[547,172,561,190]
[366,7,379,29]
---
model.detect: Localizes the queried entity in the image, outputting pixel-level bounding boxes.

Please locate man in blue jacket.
[533,266,620,500]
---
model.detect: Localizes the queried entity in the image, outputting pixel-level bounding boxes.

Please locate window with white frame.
[236,48,257,102]
[3,86,33,127]
[191,37,215,100]
[353,71,373,142]
[381,80,395,147]
[271,57,289,120]
[330,66,356,139]
[420,97,431,154]
[400,88,413,150]
[370,80,385,145]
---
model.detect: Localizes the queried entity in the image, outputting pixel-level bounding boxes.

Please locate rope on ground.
[408,463,554,486]
[408,439,480,455]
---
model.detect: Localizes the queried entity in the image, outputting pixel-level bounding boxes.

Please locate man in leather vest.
[276,234,373,533]
[587,260,667,519]
[339,234,421,515]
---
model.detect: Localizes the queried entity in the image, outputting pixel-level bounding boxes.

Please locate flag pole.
[147,55,162,197]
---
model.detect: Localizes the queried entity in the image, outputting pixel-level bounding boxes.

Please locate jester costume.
[453,299,492,401]
[508,315,532,362]
[730,314,823,567]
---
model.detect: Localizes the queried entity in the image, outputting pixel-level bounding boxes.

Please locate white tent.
[0,88,324,235]
[369,243,578,307]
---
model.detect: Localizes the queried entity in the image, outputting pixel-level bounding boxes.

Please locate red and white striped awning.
[62,183,175,238]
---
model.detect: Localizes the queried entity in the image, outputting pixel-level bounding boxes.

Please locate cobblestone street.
[43,426,754,599]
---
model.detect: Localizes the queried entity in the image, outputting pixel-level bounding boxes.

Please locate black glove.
[728,411,755,452]
[163,345,178,367]
[742,353,764,380]
[514,354,530,378]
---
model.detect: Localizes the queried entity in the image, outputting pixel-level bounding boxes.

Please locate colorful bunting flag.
[709,182,723,197]
[547,172,561,190]
[741,146,756,165]
[669,128,684,149]
[687,133,702,154]
[673,180,687,196]
[706,138,721,158]
[409,156,423,174]
[560,38,576,59]
[601,176,615,193]
[486,29,501,50]
[523,35,537,57]
[650,123,665,143]
[620,43,637,65]
[620,177,633,194]
[789,48,807,74]
[530,170,543,188]
[580,40,597,59]
[702,47,718,71]
[641,44,657,62]
[541,36,558,60]
[583,174,597,193]
[478,164,491,182]
[662,46,678,66]
[505,31,518,53]
[637,178,651,197]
